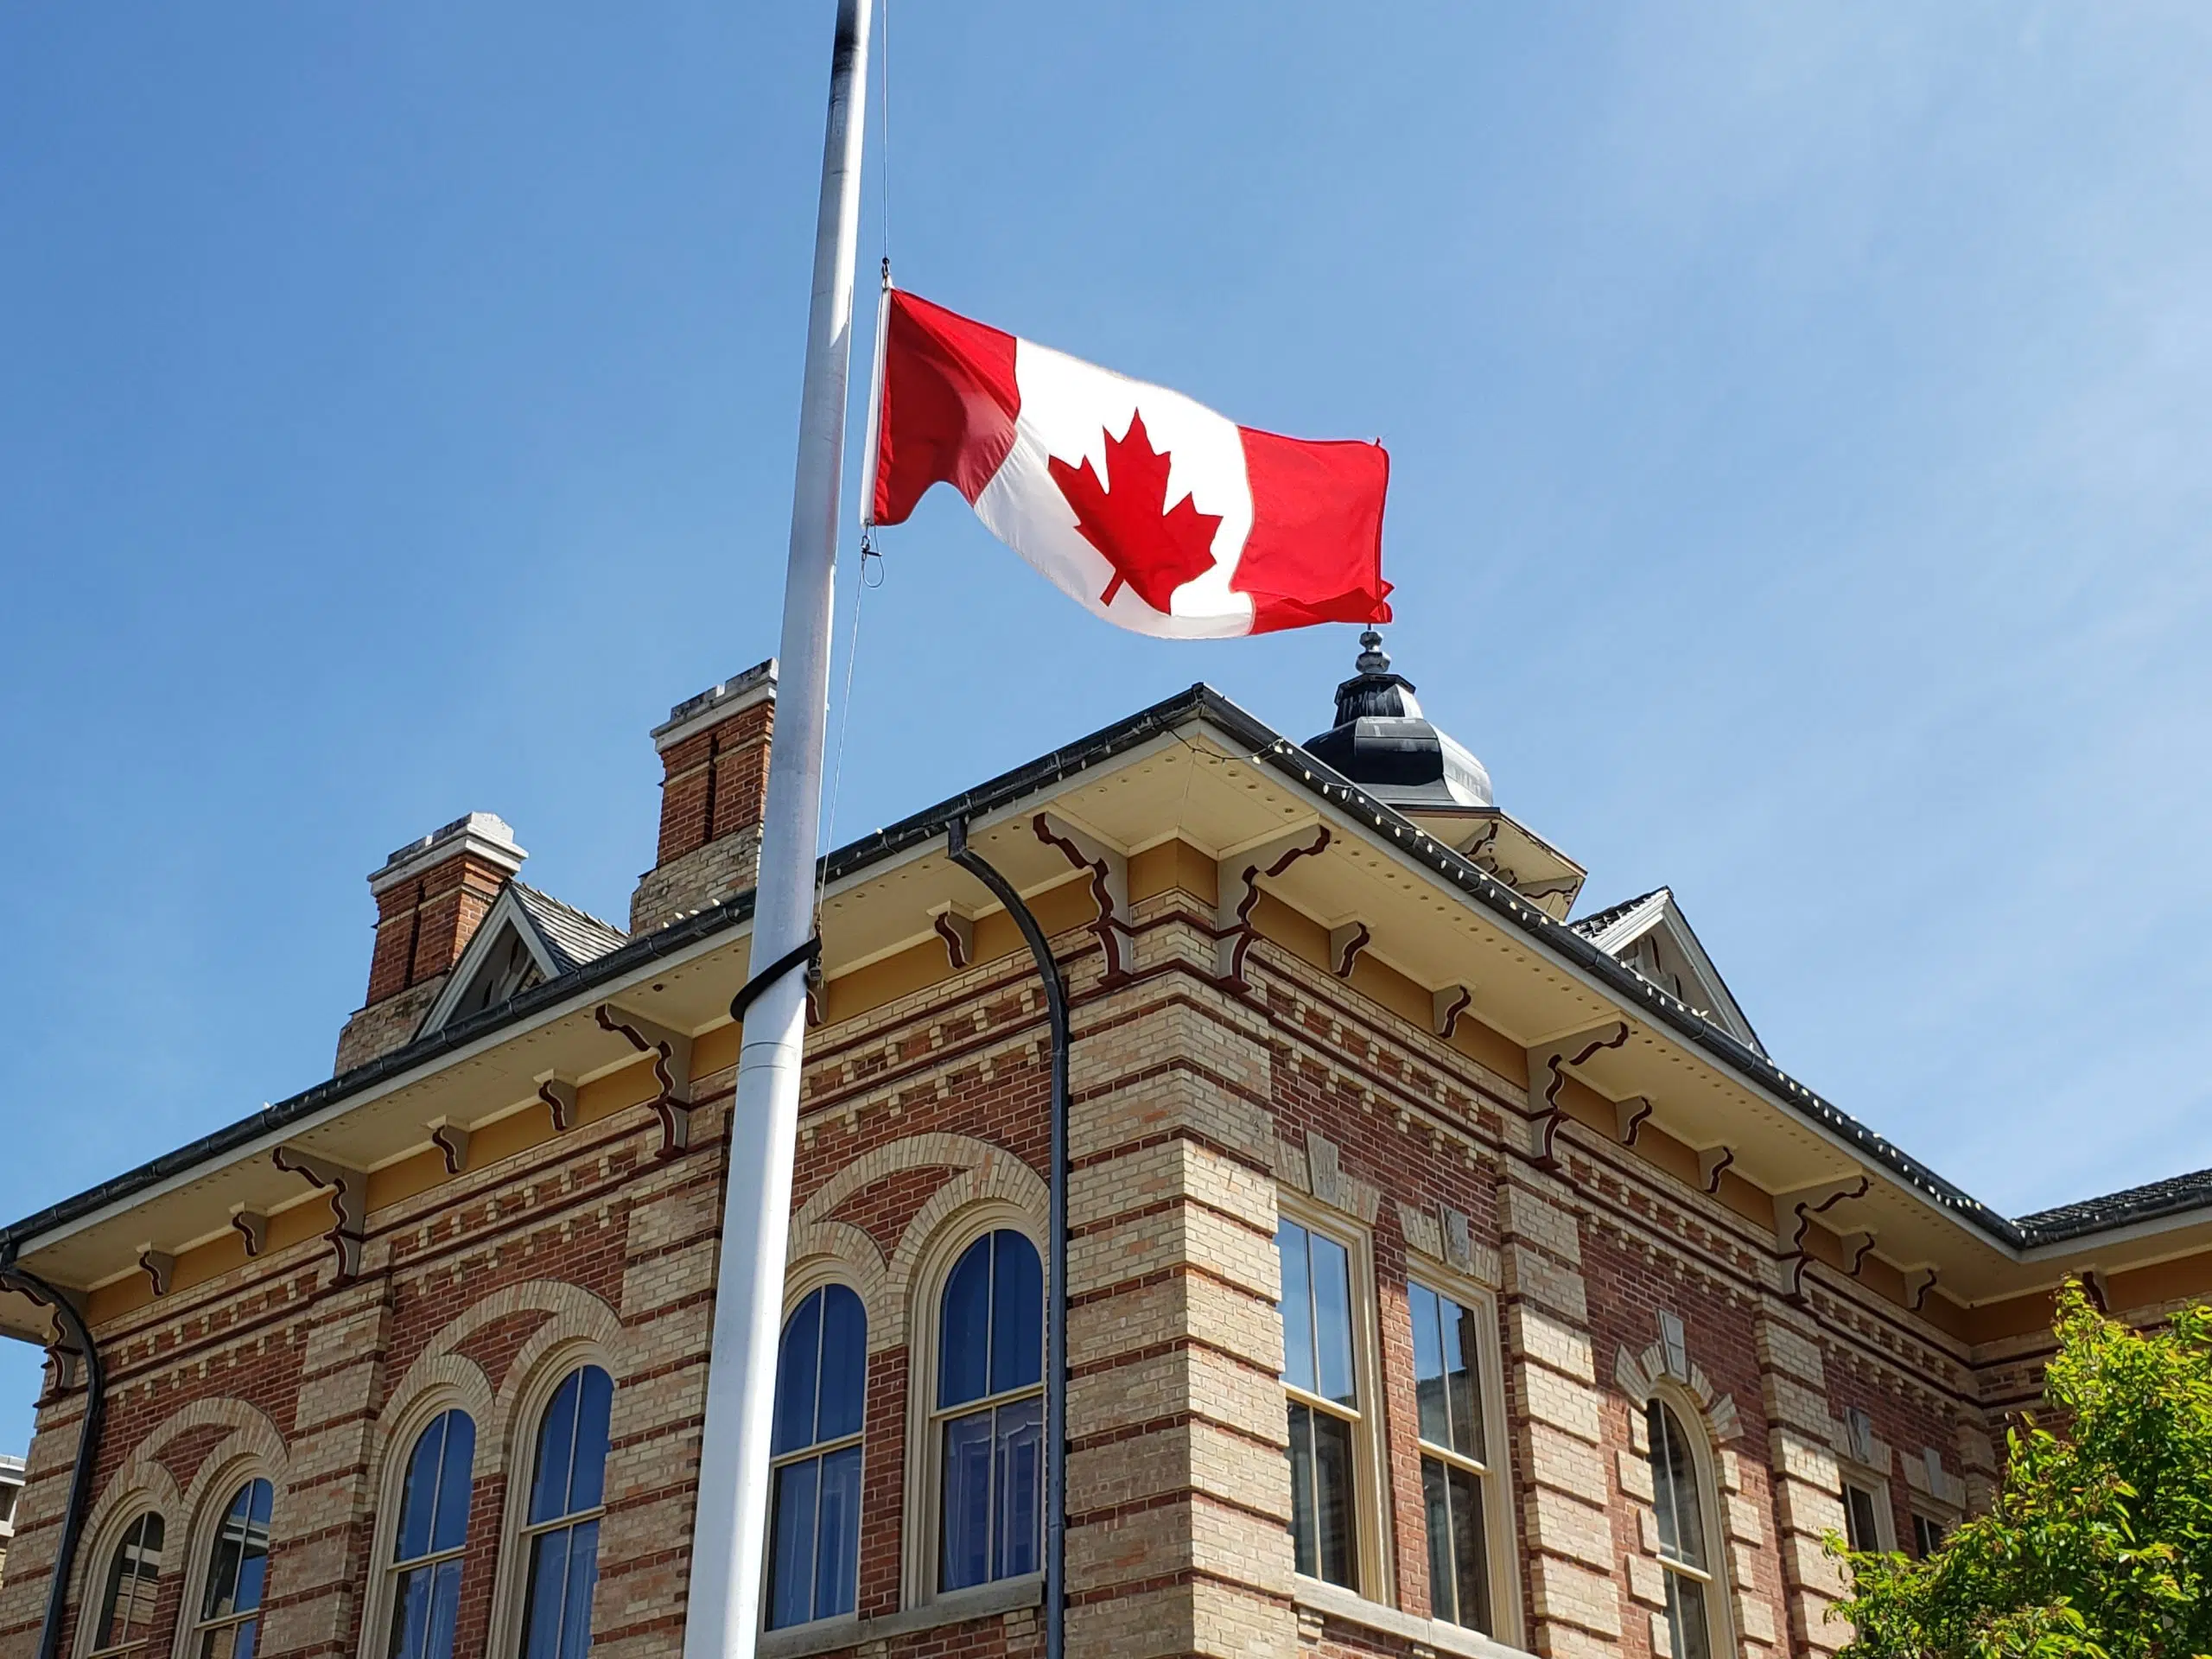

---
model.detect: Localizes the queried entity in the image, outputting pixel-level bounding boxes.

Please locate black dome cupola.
[1304,631,1494,810]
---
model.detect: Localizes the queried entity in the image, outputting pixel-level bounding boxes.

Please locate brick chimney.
[334,812,526,1073]
[629,660,776,934]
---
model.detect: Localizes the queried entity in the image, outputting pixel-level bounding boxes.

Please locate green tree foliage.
[1834,1281,2212,1659]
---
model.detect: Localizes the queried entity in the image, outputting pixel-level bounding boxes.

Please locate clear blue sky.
[3,4,2209,1452]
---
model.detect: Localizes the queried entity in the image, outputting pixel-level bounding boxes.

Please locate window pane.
[387,1566,430,1659]
[1648,1402,1707,1569]
[939,1238,992,1408]
[99,1512,164,1649]
[530,1375,580,1527]
[1843,1484,1881,1554]
[1421,1458,1456,1624]
[1410,1285,1449,1446]
[203,1482,272,1622]
[1665,1571,1712,1659]
[816,1287,868,1443]
[1278,1222,1315,1395]
[1443,1298,1483,1462]
[773,1291,824,1456]
[424,1560,462,1659]
[1287,1402,1318,1579]
[988,1234,1043,1396]
[431,1413,475,1556]
[521,1531,569,1659]
[767,1460,820,1630]
[1912,1513,1945,1558]
[994,1395,1043,1581]
[1446,1463,1491,1634]
[570,1368,613,1516]
[1310,1407,1357,1589]
[200,1618,260,1659]
[1308,1232,1356,1408]
[396,1421,445,1562]
[938,1408,994,1591]
[813,1445,863,1621]
[557,1522,599,1659]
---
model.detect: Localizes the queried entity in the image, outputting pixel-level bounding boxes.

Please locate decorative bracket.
[929,903,976,971]
[536,1072,580,1135]
[1773,1176,1872,1304]
[229,1205,270,1259]
[1904,1265,1940,1313]
[1033,813,1132,983]
[2078,1268,2108,1313]
[1432,984,1472,1040]
[595,1003,695,1157]
[1525,1022,1630,1171]
[1839,1230,1878,1278]
[1613,1095,1655,1148]
[428,1118,473,1176]
[136,1245,176,1298]
[1216,825,1331,990]
[271,1147,368,1280]
[1328,921,1371,980]
[1697,1146,1737,1194]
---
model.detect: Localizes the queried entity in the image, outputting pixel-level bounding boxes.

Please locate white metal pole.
[684,3,872,1656]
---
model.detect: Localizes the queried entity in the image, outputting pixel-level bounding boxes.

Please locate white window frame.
[381,1407,479,1659]
[1642,1385,1736,1659]
[1277,1195,1392,1605]
[899,1203,1047,1610]
[175,1468,278,1659]
[761,1265,870,1635]
[485,1338,617,1659]
[1839,1466,1896,1555]
[81,1505,168,1659]
[357,1389,483,1659]
[1404,1274,1520,1645]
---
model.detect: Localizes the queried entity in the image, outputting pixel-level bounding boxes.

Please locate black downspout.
[947,820,1068,1659]
[0,1253,106,1659]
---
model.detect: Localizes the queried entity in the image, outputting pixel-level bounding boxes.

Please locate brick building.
[1,638,2205,1659]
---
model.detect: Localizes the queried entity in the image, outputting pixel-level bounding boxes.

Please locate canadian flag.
[866,289,1391,638]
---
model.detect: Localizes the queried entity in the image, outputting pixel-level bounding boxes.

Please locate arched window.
[192,1479,273,1659]
[766,1285,867,1629]
[385,1410,476,1659]
[89,1512,165,1657]
[933,1230,1042,1592]
[1646,1401,1722,1659]
[518,1366,612,1659]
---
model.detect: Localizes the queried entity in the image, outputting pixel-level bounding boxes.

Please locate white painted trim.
[1294,1575,1538,1659]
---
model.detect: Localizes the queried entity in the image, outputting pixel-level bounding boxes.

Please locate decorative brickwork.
[0,809,2108,1659]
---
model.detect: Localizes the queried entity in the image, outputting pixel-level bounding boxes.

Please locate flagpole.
[685,2,872,1655]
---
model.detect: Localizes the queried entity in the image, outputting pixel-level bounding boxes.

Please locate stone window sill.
[758,1576,1043,1659]
[1294,1574,1536,1659]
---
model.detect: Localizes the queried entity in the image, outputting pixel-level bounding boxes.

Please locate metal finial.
[1356,630,1390,677]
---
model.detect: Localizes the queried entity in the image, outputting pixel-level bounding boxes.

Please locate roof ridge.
[1569,886,1669,936]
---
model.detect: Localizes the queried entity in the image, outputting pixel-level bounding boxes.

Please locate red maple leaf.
[1047,410,1224,613]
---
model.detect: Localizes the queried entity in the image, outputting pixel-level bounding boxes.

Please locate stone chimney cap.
[652,658,778,753]
[368,812,527,896]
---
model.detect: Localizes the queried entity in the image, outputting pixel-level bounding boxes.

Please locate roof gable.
[1571,887,1764,1055]
[417,882,627,1038]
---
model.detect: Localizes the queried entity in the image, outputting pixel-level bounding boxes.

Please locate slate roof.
[511,883,628,974]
